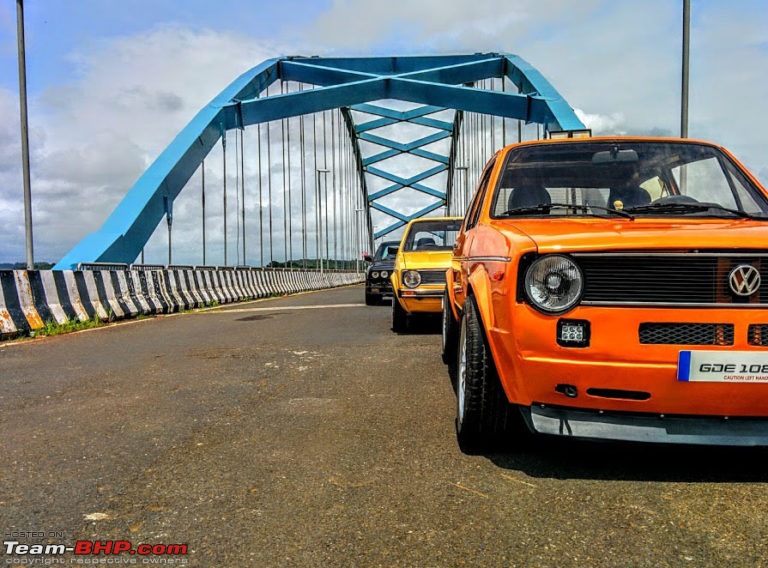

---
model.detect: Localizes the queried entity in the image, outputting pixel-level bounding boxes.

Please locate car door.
[453,155,498,312]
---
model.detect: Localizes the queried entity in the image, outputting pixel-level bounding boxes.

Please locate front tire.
[391,296,408,332]
[456,295,523,453]
[365,292,381,306]
[441,289,459,383]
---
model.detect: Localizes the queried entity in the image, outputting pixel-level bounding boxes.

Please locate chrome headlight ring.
[402,270,422,289]
[524,255,583,314]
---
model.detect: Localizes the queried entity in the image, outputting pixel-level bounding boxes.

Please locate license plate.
[678,351,768,382]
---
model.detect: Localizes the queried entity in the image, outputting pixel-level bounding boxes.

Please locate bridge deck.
[1,286,766,565]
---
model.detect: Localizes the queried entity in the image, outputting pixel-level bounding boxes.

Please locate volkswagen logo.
[729,264,761,296]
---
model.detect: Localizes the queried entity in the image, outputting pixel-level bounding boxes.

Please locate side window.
[639,177,669,201]
[723,160,767,214]
[464,158,496,230]
[671,157,737,208]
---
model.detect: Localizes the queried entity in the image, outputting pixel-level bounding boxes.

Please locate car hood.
[399,250,453,270]
[502,218,768,253]
[369,259,395,271]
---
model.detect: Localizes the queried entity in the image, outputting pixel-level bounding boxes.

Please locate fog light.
[557,319,590,347]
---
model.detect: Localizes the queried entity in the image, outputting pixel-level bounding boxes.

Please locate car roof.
[501,135,724,153]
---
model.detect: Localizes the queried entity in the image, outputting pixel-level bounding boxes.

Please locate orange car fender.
[466,262,529,405]
[444,267,461,321]
[466,264,495,331]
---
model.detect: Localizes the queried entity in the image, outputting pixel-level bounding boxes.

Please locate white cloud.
[574,109,626,135]
[0,26,290,263]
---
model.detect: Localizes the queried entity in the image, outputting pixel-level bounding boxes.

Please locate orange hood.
[497,217,768,254]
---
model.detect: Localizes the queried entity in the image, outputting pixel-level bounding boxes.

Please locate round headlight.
[403,270,422,288]
[380,270,388,279]
[524,255,583,313]
[371,271,380,279]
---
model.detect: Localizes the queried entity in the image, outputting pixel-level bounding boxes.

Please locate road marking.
[204,303,364,314]
[452,482,489,499]
[500,473,537,488]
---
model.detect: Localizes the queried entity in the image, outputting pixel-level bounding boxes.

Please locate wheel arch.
[466,265,495,332]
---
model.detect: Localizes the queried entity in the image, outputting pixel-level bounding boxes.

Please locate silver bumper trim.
[398,290,443,298]
[529,405,768,446]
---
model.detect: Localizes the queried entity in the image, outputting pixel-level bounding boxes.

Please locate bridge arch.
[55,52,585,269]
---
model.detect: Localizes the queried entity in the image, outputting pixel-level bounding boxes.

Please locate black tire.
[455,295,525,453]
[391,296,408,332]
[441,290,459,382]
[365,292,381,306]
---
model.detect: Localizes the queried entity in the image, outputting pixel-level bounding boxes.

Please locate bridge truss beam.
[55,53,585,269]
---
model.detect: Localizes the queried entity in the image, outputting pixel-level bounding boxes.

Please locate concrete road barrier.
[0,268,363,338]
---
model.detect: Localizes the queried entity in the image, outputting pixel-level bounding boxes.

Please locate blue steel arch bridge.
[54,53,585,270]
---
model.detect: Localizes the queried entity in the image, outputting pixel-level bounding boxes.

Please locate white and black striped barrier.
[0,267,364,337]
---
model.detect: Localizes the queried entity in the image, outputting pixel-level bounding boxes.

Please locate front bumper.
[489,305,768,417]
[397,287,443,313]
[525,405,768,446]
[366,281,393,296]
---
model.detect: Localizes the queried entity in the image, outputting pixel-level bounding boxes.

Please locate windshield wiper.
[626,201,764,219]
[500,202,634,220]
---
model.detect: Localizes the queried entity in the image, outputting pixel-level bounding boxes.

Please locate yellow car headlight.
[402,270,422,289]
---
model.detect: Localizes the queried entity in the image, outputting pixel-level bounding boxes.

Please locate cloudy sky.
[0,0,767,265]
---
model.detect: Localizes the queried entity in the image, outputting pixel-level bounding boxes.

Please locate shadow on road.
[366,299,443,335]
[483,436,768,483]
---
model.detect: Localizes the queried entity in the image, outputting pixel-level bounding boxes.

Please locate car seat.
[608,185,651,209]
[507,185,551,210]
[415,237,437,249]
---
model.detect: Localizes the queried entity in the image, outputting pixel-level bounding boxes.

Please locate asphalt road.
[1,285,767,567]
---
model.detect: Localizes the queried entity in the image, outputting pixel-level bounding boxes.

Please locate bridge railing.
[0,266,364,339]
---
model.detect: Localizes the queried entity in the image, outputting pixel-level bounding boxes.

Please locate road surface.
[1,285,767,566]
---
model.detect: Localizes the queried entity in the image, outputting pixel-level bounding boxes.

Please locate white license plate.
[678,351,768,382]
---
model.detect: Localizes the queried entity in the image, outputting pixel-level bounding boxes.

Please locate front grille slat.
[418,270,446,285]
[639,323,734,345]
[748,324,768,346]
[576,254,768,305]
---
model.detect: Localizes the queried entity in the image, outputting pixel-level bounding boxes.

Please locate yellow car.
[390,216,463,332]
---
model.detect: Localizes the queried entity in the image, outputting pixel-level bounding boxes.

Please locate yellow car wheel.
[392,297,408,332]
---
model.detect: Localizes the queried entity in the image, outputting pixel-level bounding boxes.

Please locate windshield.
[402,219,462,251]
[491,141,768,219]
[373,241,399,262]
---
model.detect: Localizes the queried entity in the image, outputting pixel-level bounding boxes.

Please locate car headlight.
[371,271,380,279]
[402,270,421,288]
[380,270,388,279]
[524,255,583,313]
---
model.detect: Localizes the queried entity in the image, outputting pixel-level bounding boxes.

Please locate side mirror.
[363,254,373,262]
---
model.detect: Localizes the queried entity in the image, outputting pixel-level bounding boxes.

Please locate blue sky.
[0,1,330,94]
[1,0,767,263]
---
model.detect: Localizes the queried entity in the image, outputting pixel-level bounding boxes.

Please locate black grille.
[418,270,446,285]
[576,254,768,305]
[639,323,734,345]
[748,324,768,346]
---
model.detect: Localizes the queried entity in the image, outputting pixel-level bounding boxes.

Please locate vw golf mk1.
[442,136,768,451]
[391,217,462,332]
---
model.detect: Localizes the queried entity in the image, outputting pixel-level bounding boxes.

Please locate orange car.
[443,136,768,451]
[390,217,463,332]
